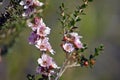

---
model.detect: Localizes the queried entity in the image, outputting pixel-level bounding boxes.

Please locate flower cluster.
[62,32,83,53]
[20,0,58,78]
[36,54,59,77]
[20,0,44,17]
[27,17,55,55]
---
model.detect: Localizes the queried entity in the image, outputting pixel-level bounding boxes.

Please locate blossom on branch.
[36,26,51,37]
[36,54,59,76]
[62,42,75,53]
[20,0,44,17]
[27,17,46,31]
[37,54,58,68]
[69,32,83,49]
[35,37,55,55]
[28,17,55,54]
[28,31,39,44]
[62,32,83,53]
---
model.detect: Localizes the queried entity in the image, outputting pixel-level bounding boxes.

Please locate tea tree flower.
[35,37,55,54]
[62,32,83,53]
[28,31,39,44]
[69,32,82,40]
[74,38,83,49]
[27,16,54,54]
[36,54,58,77]
[27,17,46,31]
[62,42,75,53]
[36,66,56,77]
[20,0,44,17]
[37,26,51,37]
[27,17,51,37]
[69,32,83,49]
[37,54,58,68]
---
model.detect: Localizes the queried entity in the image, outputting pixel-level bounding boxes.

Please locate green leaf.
[94,48,99,56]
[76,17,81,22]
[80,4,87,9]
[81,13,86,15]
[79,44,87,52]
[62,3,64,8]
[99,44,104,51]
[70,18,75,26]
[27,74,35,80]
[89,54,94,59]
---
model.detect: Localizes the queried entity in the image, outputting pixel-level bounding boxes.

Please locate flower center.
[43,61,47,65]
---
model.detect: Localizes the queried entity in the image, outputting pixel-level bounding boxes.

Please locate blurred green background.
[0,0,120,80]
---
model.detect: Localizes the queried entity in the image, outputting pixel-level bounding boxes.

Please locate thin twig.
[55,59,68,80]
[55,54,74,80]
[55,60,81,80]
[48,74,51,80]
[66,63,81,68]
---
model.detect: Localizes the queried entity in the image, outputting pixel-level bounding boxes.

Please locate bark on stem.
[55,54,72,80]
[55,59,68,80]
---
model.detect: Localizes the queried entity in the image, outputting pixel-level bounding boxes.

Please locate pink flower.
[36,66,56,76]
[20,0,44,17]
[27,17,54,54]
[74,39,83,49]
[28,31,39,44]
[69,32,83,49]
[35,37,55,54]
[33,0,44,6]
[33,18,51,37]
[37,26,51,37]
[69,32,82,40]
[27,17,51,37]
[35,37,48,51]
[31,18,51,37]
[20,0,44,8]
[62,43,75,53]
[37,54,58,68]
[36,66,42,74]
[27,17,46,31]
[22,7,36,17]
[34,17,45,27]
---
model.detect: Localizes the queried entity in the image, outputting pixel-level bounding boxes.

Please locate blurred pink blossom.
[20,0,44,17]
